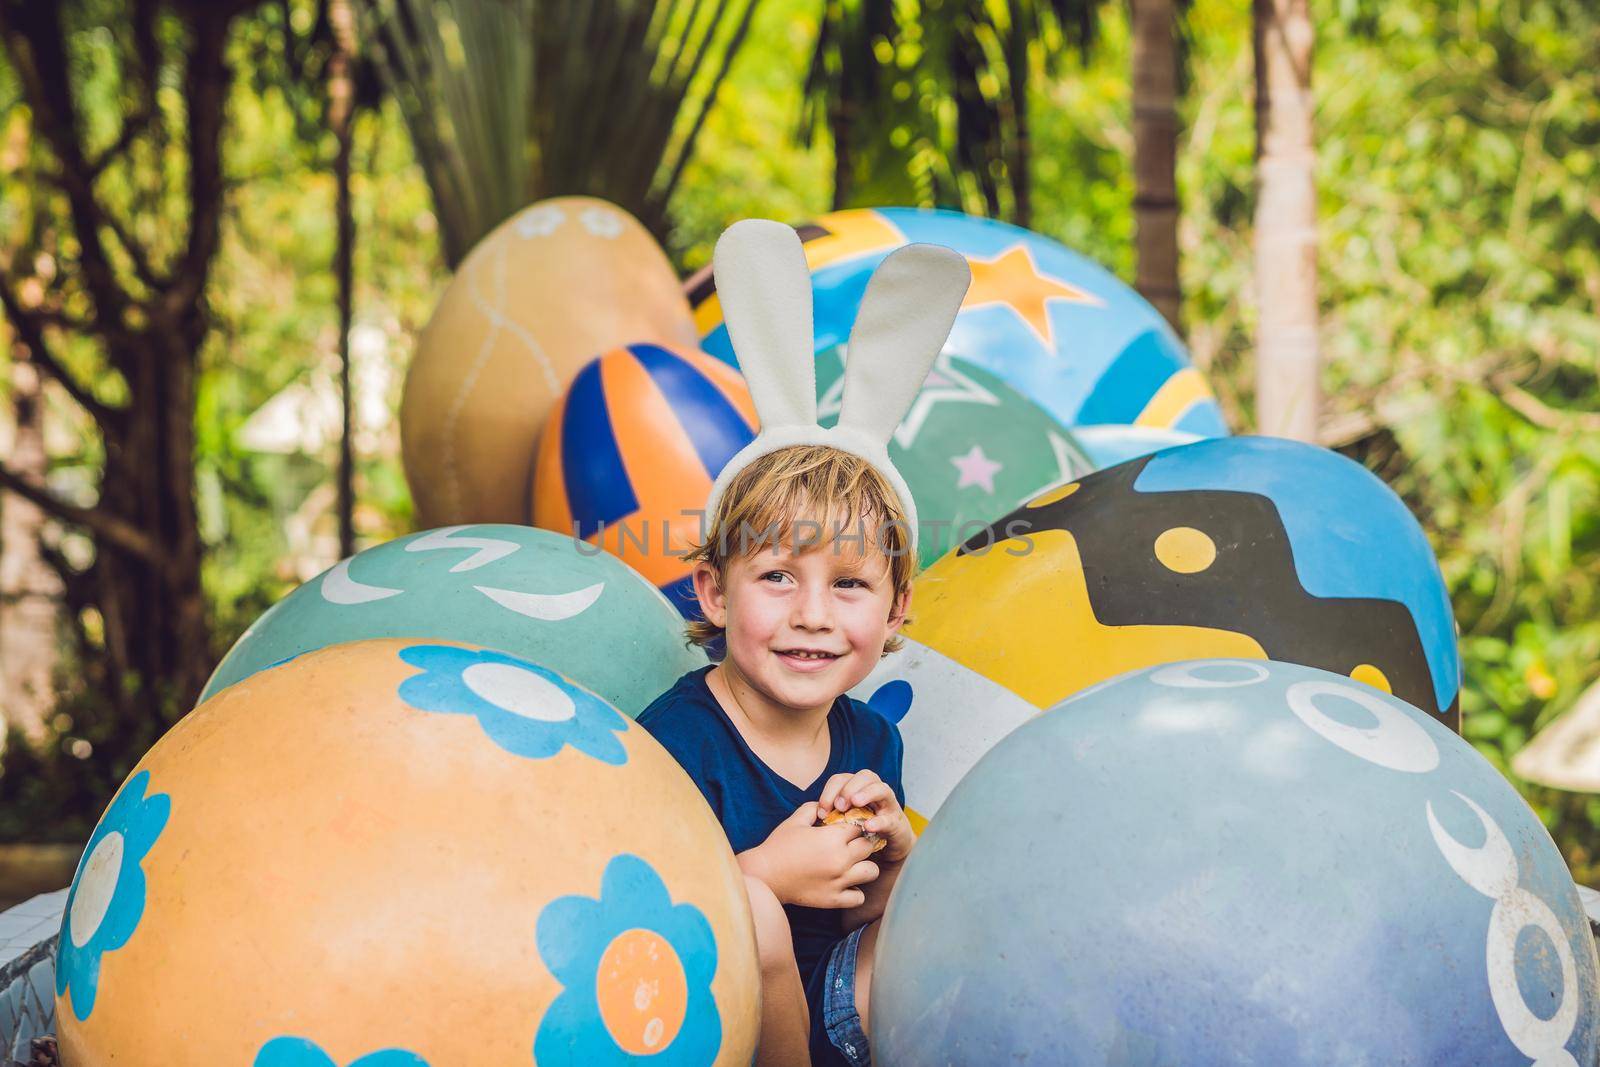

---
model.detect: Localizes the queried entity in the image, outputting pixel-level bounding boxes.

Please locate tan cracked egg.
[401,196,698,528]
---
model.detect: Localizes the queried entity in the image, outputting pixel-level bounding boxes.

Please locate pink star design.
[951,444,1003,493]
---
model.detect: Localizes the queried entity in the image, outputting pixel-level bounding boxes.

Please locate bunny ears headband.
[704,219,973,556]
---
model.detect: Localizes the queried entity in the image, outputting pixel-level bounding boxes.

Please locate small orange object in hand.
[820,806,887,854]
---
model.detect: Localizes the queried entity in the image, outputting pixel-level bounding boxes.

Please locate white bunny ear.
[838,243,970,441]
[712,219,817,428]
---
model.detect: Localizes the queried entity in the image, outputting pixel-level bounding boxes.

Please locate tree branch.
[0,464,171,570]
[99,209,165,291]
[166,8,236,318]
[0,271,119,425]
[0,3,132,330]
[85,107,153,180]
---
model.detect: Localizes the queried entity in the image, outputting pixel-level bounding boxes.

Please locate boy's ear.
[692,561,728,627]
[886,585,912,632]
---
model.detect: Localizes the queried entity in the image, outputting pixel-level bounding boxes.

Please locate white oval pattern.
[70,831,125,949]
[579,206,624,238]
[1428,790,1581,1065]
[1149,660,1270,690]
[1270,667,1588,1062]
[463,662,576,723]
[1285,679,1440,774]
[515,204,566,239]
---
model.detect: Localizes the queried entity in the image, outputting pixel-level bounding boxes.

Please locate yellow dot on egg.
[1026,482,1079,509]
[1153,527,1217,574]
[1350,663,1392,693]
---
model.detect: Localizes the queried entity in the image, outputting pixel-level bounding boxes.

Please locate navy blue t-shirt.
[636,664,905,995]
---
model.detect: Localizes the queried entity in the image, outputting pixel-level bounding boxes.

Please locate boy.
[637,442,919,1067]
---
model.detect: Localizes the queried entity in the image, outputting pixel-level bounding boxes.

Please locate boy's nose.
[790,582,833,629]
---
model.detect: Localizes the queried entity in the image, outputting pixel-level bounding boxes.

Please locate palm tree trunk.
[330,0,357,558]
[1131,0,1182,333]
[831,94,854,210]
[1252,0,1319,440]
[1005,11,1032,228]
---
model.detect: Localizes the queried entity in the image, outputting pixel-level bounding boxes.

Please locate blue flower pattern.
[254,1037,430,1067]
[536,854,721,1064]
[55,769,171,1021]
[396,645,629,765]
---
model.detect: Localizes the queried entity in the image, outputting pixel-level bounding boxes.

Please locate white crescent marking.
[1426,791,1518,899]
[406,526,521,572]
[321,558,404,604]
[476,581,604,621]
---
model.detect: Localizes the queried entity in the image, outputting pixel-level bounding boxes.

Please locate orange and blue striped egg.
[532,343,757,617]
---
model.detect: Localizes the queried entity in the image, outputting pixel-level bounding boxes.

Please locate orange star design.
[960,243,1102,350]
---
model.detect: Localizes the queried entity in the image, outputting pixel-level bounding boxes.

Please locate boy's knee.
[743,875,795,973]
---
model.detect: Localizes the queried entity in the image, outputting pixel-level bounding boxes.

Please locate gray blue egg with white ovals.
[871,658,1600,1066]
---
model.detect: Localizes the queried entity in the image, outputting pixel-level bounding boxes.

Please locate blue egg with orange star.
[871,658,1600,1065]
[684,207,1229,438]
[56,639,761,1066]
[531,342,759,617]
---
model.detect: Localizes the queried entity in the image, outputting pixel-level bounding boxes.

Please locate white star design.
[1047,429,1093,481]
[819,350,1001,449]
[951,444,1003,493]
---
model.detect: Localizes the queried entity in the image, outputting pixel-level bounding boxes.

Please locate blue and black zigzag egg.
[906,435,1463,731]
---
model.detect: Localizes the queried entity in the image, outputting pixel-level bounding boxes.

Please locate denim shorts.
[819,923,872,1065]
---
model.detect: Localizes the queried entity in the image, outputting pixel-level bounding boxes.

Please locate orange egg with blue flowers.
[53,639,759,1066]
[531,342,758,615]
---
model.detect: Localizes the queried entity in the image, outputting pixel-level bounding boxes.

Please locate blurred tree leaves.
[3,0,1600,885]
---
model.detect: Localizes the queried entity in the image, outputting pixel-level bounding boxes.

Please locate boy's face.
[692,527,910,715]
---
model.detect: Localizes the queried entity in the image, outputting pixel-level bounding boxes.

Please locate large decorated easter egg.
[202,524,705,717]
[907,435,1463,731]
[848,638,1039,829]
[685,207,1228,436]
[402,197,698,527]
[1072,423,1202,471]
[872,659,1600,1065]
[814,346,1090,568]
[532,343,757,616]
[57,640,759,1066]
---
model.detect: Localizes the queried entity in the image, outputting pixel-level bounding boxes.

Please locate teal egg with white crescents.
[203,524,705,716]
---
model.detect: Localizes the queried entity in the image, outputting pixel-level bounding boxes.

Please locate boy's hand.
[818,770,915,864]
[741,801,882,909]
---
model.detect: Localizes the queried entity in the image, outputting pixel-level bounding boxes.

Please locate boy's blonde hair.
[683,444,916,655]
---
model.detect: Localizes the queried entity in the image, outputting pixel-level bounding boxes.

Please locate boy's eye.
[760,571,789,583]
[836,577,867,589]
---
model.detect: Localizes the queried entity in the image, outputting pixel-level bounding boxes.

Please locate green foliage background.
[3,0,1598,877]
